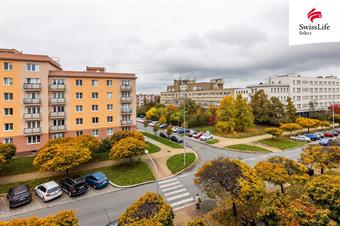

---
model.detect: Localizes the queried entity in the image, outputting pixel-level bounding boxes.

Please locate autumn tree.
[143,119,149,131]
[207,106,217,126]
[166,125,173,136]
[159,114,167,124]
[268,97,286,125]
[300,145,340,174]
[250,90,271,124]
[265,127,283,139]
[153,123,160,135]
[234,94,254,132]
[111,130,144,144]
[187,218,206,226]
[285,97,297,122]
[279,122,302,135]
[0,154,6,171]
[110,137,147,163]
[74,135,101,152]
[216,96,236,133]
[318,120,331,129]
[118,192,174,226]
[296,117,319,132]
[0,143,16,160]
[146,107,160,121]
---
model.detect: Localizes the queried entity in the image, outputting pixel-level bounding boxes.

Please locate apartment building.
[247,74,340,115]
[136,94,160,108]
[160,78,250,107]
[0,49,136,153]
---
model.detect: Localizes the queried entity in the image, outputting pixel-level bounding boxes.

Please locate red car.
[194,132,204,139]
[323,132,334,138]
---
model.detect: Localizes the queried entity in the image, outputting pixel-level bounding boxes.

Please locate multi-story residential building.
[247,74,340,116]
[136,94,160,108]
[0,48,136,153]
[160,78,250,107]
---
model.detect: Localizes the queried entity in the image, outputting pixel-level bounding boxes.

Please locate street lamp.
[183,100,186,166]
[145,150,158,194]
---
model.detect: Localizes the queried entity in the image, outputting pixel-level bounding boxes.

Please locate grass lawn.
[259,137,304,150]
[0,161,154,194]
[226,144,270,153]
[142,132,183,149]
[0,156,37,177]
[166,153,196,174]
[193,125,267,139]
[205,139,219,144]
[146,141,161,153]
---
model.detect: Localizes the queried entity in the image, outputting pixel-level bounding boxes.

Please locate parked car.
[172,126,179,133]
[7,184,32,208]
[200,133,213,141]
[35,181,62,202]
[159,131,169,139]
[106,220,118,226]
[323,131,335,138]
[194,132,204,139]
[329,130,339,136]
[315,132,325,138]
[137,118,144,123]
[85,172,109,189]
[290,135,311,142]
[304,133,320,141]
[170,135,183,143]
[60,175,88,197]
[159,123,168,129]
[188,130,198,137]
[148,121,156,127]
[176,128,186,134]
[319,138,332,146]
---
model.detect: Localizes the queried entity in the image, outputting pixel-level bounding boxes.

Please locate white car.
[148,121,156,127]
[290,135,311,142]
[200,133,213,141]
[35,181,62,202]
[137,118,144,123]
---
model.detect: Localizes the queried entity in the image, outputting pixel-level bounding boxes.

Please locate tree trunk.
[280,184,284,194]
[321,167,324,174]
[66,169,69,174]
[232,202,237,217]
[307,127,310,132]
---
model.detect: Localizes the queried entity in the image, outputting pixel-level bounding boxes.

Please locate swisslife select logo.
[289,0,340,45]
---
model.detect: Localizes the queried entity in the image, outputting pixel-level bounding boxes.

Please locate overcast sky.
[1,0,340,93]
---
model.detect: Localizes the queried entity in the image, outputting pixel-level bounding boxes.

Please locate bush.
[96,138,112,153]
[0,143,16,160]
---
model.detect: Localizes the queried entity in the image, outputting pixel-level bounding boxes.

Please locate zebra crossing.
[159,177,194,211]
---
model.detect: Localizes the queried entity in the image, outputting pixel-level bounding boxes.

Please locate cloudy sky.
[1,0,340,93]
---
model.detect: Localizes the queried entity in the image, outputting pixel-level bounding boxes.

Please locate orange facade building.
[0,49,136,153]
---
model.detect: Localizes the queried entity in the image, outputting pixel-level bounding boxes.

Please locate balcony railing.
[50,125,66,132]
[121,120,132,125]
[50,84,65,90]
[23,83,41,90]
[121,108,132,113]
[50,98,65,104]
[50,112,66,118]
[120,85,131,91]
[120,97,132,102]
[23,98,41,105]
[24,127,42,134]
[23,113,41,120]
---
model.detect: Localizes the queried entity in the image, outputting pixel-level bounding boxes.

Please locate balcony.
[121,120,132,125]
[50,125,66,132]
[23,83,41,90]
[120,97,132,102]
[23,113,41,120]
[24,127,42,135]
[50,112,66,118]
[50,84,65,90]
[120,85,131,91]
[121,108,132,114]
[23,98,41,105]
[50,98,65,104]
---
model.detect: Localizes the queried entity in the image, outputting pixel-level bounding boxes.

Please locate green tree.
[265,127,283,139]
[250,90,271,124]
[118,192,174,226]
[166,126,173,136]
[279,123,302,135]
[0,143,16,160]
[285,97,297,122]
[268,97,286,125]
[96,138,112,153]
[234,94,254,132]
[153,123,160,135]
[110,137,147,164]
[216,96,236,133]
[143,119,149,132]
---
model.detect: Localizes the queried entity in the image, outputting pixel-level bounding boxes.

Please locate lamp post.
[332,101,335,129]
[183,100,186,166]
[145,150,158,194]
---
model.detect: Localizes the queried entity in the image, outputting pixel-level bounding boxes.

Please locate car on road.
[170,134,183,143]
[85,172,109,189]
[290,135,311,142]
[194,132,204,139]
[315,132,325,138]
[304,133,320,141]
[159,123,168,129]
[200,133,213,141]
[159,131,169,139]
[323,131,335,138]
[188,130,198,137]
[7,184,32,208]
[329,130,339,136]
[148,121,156,127]
[60,175,88,197]
[35,181,62,202]
[176,128,186,134]
[319,138,332,146]
[137,118,144,123]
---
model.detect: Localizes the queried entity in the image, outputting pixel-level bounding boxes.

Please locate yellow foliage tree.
[318,120,331,129]
[279,123,302,135]
[296,117,319,132]
[110,137,147,164]
[0,154,6,171]
[73,135,101,152]
[265,127,283,139]
[111,130,144,144]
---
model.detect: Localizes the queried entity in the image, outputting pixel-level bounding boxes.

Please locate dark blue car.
[304,133,320,141]
[85,172,109,189]
[319,138,331,146]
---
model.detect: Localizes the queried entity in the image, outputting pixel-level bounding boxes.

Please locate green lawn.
[0,156,37,177]
[0,161,154,194]
[259,137,304,150]
[226,144,270,153]
[193,125,267,139]
[166,153,196,174]
[142,132,183,149]
[205,139,219,144]
[146,141,161,153]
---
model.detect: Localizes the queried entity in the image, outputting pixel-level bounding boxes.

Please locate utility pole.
[183,99,186,166]
[332,101,335,129]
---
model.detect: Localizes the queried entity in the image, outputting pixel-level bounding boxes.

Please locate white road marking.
[170,198,194,207]
[164,188,187,197]
[167,192,190,201]
[173,202,195,211]
[159,178,178,184]
[161,184,184,192]
[159,181,180,188]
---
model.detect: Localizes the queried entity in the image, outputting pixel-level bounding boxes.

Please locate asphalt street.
[1,124,304,225]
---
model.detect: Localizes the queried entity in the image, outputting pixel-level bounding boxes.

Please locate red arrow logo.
[307,8,322,23]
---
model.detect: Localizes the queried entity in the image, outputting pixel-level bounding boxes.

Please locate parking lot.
[0,183,122,218]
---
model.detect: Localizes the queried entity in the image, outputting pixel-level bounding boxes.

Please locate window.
[27,135,40,144]
[107,104,113,111]
[52,133,64,139]
[4,123,13,131]
[106,128,113,135]
[76,105,83,112]
[52,79,64,85]
[92,117,99,124]
[92,92,98,99]
[76,118,83,125]
[76,92,83,99]
[76,79,82,86]
[91,80,98,87]
[75,131,83,136]
[92,105,99,111]
[26,78,40,84]
[107,116,113,123]
[107,92,113,99]
[92,129,99,136]
[27,106,40,114]
[106,80,112,87]
[3,78,13,85]
[3,138,13,144]
[26,63,40,72]
[4,62,12,71]
[4,93,13,101]
[4,108,13,116]
[122,126,131,131]
[121,80,130,86]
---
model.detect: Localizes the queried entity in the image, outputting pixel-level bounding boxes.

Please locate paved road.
[2,125,304,225]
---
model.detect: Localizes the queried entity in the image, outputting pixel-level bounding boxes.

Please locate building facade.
[136,94,160,108]
[160,78,250,107]
[0,49,136,153]
[247,74,340,115]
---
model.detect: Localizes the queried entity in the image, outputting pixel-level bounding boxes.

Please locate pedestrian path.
[159,177,194,211]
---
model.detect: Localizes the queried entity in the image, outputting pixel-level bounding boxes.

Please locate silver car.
[290,135,311,142]
[35,181,62,202]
